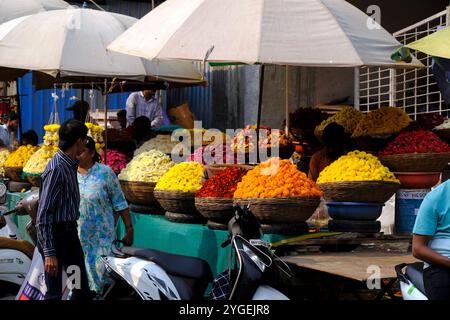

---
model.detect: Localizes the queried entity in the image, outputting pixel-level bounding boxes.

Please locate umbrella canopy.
[0,0,69,24]
[406,26,450,59]
[108,0,422,68]
[0,8,204,83]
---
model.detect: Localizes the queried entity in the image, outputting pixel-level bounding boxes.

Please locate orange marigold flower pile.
[234,158,323,198]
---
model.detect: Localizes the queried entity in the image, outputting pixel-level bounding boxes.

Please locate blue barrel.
[395,189,431,235]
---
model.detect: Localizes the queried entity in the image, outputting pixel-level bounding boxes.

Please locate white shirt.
[126,92,164,128]
[0,124,11,147]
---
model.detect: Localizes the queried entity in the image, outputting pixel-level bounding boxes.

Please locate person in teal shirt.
[77,137,134,295]
[413,180,450,300]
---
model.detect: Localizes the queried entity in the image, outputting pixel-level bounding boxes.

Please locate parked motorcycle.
[395,263,428,300]
[0,190,39,291]
[101,204,292,300]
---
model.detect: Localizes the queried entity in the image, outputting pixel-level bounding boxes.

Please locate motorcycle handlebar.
[0,209,17,217]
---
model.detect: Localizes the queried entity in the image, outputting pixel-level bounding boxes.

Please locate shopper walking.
[36,119,92,300]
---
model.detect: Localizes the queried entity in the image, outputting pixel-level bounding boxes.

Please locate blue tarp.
[18,72,130,142]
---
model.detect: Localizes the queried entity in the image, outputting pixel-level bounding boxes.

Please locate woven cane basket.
[379,152,450,173]
[22,172,41,187]
[195,197,234,222]
[318,181,400,203]
[433,128,450,144]
[204,164,254,179]
[154,189,201,215]
[4,166,27,182]
[119,180,158,206]
[354,134,396,152]
[234,197,320,223]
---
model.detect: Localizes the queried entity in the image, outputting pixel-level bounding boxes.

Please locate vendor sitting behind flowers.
[21,130,39,146]
[308,122,350,182]
[77,136,133,295]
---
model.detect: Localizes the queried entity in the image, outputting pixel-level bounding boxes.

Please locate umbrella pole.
[285,65,289,136]
[256,64,265,163]
[16,81,23,141]
[103,79,108,164]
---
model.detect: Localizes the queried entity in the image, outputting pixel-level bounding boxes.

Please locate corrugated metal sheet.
[168,63,259,130]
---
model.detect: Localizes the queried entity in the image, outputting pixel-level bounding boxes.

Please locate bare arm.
[115,207,133,246]
[412,234,450,268]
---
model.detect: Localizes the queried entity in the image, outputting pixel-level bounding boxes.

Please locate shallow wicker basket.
[4,166,27,182]
[23,172,41,187]
[119,180,158,206]
[204,164,254,179]
[154,189,201,215]
[379,152,450,173]
[195,197,234,222]
[354,134,396,152]
[318,181,400,203]
[234,197,320,223]
[433,128,450,144]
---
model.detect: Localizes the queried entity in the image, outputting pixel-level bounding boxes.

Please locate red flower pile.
[380,130,450,156]
[196,167,248,198]
[102,149,130,174]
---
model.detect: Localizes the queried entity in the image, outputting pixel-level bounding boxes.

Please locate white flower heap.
[23,124,60,174]
[134,134,179,156]
[85,122,105,155]
[23,146,58,174]
[118,150,175,183]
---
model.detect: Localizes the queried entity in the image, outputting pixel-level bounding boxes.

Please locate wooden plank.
[283,252,418,282]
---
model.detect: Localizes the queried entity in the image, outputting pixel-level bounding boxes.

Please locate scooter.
[395,263,428,300]
[0,190,39,290]
[101,204,292,300]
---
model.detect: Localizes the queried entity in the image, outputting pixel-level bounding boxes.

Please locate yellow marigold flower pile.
[0,149,10,176]
[352,107,411,137]
[118,150,174,183]
[4,145,40,168]
[315,106,363,137]
[155,162,204,193]
[43,124,60,146]
[317,151,399,183]
[234,158,323,198]
[85,122,105,155]
[23,145,58,174]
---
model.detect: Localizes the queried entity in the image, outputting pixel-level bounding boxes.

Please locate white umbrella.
[108,0,423,157]
[0,0,69,24]
[107,0,422,69]
[0,8,203,83]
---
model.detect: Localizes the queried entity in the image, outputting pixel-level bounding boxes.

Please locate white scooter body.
[0,215,22,239]
[395,263,428,300]
[0,211,31,288]
[0,249,31,286]
[103,256,181,300]
[399,281,428,300]
[103,254,289,300]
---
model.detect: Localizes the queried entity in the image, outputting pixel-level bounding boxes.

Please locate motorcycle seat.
[121,246,213,282]
[0,237,34,259]
[406,262,426,295]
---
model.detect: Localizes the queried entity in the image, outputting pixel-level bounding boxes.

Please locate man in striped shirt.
[36,119,91,300]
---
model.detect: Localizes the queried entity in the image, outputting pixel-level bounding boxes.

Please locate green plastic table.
[116,213,288,277]
[7,192,289,277]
